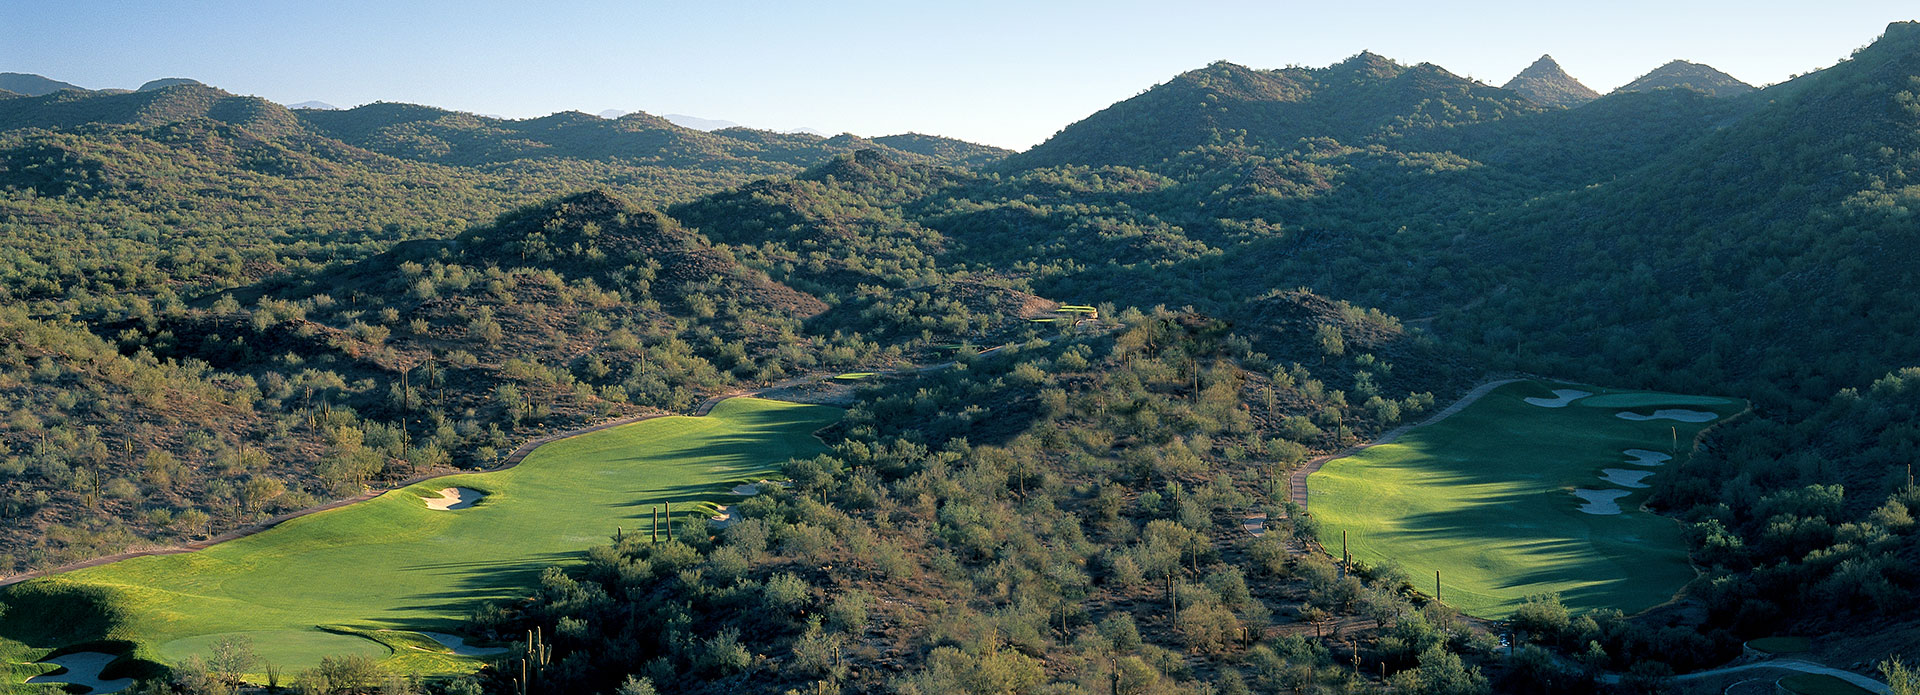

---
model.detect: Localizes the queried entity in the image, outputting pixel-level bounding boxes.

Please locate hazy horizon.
[5,1,1917,149]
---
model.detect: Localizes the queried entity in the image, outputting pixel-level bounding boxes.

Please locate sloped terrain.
[1501,54,1600,107]
[1615,59,1757,97]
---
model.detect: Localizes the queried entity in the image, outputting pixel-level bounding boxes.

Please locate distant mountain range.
[287,100,338,110]
[662,113,739,130]
[0,79,1010,172]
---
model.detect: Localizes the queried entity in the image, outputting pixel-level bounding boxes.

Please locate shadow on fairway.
[1309,380,1739,617]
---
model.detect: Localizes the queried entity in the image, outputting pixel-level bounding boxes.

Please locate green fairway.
[1779,673,1877,695]
[0,397,839,677]
[1307,381,1743,618]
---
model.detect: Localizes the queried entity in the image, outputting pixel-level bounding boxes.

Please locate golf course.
[0,397,840,682]
[1307,380,1745,618]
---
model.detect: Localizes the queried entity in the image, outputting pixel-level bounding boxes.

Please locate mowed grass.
[0,398,839,676]
[1308,381,1744,618]
[1778,673,1877,695]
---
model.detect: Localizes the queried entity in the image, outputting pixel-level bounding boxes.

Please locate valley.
[3,12,1920,695]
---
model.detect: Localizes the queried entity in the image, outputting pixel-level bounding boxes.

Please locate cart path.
[1603,658,1890,694]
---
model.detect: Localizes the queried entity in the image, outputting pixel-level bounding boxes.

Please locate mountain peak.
[1502,54,1599,107]
[1518,54,1565,75]
[1330,51,1405,79]
[1615,60,1754,97]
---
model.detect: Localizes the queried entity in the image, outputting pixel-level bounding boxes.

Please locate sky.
[4,1,1916,149]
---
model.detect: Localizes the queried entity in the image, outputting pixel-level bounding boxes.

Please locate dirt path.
[1288,378,1521,511]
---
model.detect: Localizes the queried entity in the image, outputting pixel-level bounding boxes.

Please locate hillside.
[1615,59,1756,96]
[0,185,846,575]
[1448,20,1920,406]
[1500,54,1601,107]
[0,82,302,137]
[1006,53,1541,171]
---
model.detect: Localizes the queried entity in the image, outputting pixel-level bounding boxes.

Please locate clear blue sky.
[4,1,1915,149]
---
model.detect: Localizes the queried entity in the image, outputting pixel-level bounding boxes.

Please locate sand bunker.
[1623,449,1672,466]
[1616,409,1718,423]
[1600,469,1654,488]
[424,487,483,510]
[1243,512,1267,537]
[416,631,508,657]
[710,505,736,529]
[1524,389,1591,407]
[730,483,762,496]
[26,652,133,694]
[1573,489,1631,515]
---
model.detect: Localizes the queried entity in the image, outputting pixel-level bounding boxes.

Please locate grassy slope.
[0,398,839,676]
[1308,381,1744,618]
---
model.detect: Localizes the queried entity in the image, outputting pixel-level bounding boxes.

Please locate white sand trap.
[1243,512,1267,537]
[1623,449,1672,466]
[26,652,133,694]
[1524,389,1591,407]
[1600,469,1654,488]
[416,631,508,657]
[730,483,761,496]
[1616,409,1717,423]
[1573,489,1631,515]
[424,487,483,510]
[710,505,736,528]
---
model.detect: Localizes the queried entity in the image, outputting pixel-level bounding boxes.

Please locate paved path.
[1599,659,1891,694]
[1288,378,1521,511]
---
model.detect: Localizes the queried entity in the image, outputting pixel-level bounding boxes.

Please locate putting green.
[0,398,839,676]
[1308,381,1743,618]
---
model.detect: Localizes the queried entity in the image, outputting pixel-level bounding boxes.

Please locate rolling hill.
[1614,59,1756,96]
[0,73,85,97]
